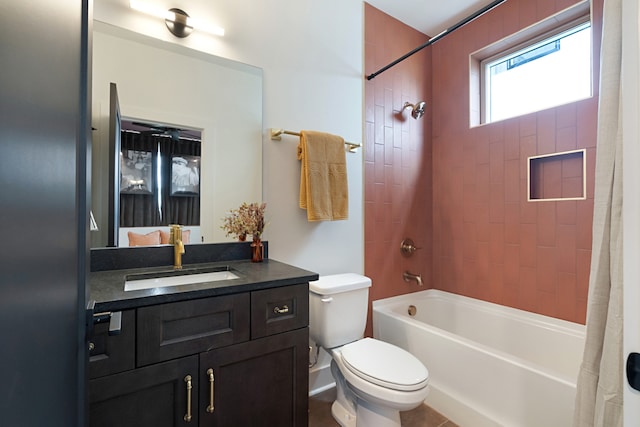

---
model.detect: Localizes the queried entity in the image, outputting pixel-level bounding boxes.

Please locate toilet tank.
[309,273,372,349]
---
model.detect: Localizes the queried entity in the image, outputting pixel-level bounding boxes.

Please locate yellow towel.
[297,130,349,221]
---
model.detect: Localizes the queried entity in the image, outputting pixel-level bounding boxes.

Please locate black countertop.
[89,258,319,312]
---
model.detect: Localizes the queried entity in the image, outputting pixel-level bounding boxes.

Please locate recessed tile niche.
[528,149,586,201]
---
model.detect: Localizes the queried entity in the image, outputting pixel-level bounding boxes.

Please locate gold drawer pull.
[206,368,215,413]
[273,305,289,314]
[184,375,193,422]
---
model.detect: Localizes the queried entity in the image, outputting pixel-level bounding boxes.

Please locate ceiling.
[365,0,499,36]
[105,0,500,40]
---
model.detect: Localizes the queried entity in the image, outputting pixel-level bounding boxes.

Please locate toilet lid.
[340,338,429,392]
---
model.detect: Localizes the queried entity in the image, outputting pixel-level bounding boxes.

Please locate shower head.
[403,101,426,120]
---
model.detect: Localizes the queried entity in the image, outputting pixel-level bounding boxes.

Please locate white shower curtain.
[572,0,625,425]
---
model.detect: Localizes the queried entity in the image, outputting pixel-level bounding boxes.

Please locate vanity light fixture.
[129,1,225,38]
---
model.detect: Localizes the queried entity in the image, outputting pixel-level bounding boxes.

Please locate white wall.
[623,0,640,422]
[94,0,364,276]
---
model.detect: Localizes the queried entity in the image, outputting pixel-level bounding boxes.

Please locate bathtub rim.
[372,289,585,338]
[372,289,586,386]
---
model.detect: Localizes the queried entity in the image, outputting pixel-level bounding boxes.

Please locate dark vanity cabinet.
[88,283,309,427]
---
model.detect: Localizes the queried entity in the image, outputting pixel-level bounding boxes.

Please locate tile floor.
[309,388,459,427]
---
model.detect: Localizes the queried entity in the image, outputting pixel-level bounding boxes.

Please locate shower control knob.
[400,238,421,257]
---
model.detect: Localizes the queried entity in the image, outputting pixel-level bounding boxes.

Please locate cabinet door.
[89,355,199,427]
[199,328,309,427]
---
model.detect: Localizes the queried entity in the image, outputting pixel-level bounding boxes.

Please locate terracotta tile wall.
[364,4,432,336]
[431,0,602,325]
[365,0,603,328]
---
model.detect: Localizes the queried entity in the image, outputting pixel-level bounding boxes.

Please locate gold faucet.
[169,224,185,270]
[403,271,423,286]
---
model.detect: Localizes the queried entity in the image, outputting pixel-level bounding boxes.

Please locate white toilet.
[309,273,429,427]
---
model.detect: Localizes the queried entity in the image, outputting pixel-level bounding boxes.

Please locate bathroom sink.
[124,266,240,292]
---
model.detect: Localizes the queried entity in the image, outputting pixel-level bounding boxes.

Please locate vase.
[251,238,264,263]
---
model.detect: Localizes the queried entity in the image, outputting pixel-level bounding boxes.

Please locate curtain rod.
[366,0,507,81]
[121,129,201,142]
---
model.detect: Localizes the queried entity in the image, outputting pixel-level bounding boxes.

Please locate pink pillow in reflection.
[127,230,161,246]
[159,229,191,245]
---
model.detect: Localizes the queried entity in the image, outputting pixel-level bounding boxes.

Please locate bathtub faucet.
[403,271,423,286]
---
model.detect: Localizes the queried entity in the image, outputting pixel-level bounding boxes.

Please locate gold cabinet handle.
[273,305,289,314]
[184,375,193,422]
[206,368,215,413]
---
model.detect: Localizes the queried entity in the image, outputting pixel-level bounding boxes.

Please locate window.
[481,20,592,124]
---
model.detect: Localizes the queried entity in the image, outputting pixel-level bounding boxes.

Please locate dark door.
[0,1,91,426]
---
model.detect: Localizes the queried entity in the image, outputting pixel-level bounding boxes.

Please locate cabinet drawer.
[89,310,135,379]
[251,283,309,338]
[137,293,250,366]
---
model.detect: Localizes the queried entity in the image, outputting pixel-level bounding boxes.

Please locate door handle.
[627,352,640,391]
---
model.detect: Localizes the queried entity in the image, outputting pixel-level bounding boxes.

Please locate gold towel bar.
[269,128,361,153]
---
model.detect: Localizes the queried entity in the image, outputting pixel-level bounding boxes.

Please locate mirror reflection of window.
[118,120,202,229]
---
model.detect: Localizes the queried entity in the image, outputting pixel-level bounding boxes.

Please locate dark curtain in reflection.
[160,138,200,225]
[119,132,161,227]
[119,131,201,227]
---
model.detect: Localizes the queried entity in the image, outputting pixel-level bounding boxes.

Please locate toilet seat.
[340,338,429,392]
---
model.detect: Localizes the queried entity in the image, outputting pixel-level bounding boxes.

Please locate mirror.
[91,21,263,248]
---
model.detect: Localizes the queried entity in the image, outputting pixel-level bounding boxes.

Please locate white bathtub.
[372,290,586,427]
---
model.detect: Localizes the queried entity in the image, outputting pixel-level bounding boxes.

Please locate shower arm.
[365,0,507,81]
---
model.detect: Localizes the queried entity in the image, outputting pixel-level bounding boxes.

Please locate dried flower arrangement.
[221,202,267,241]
